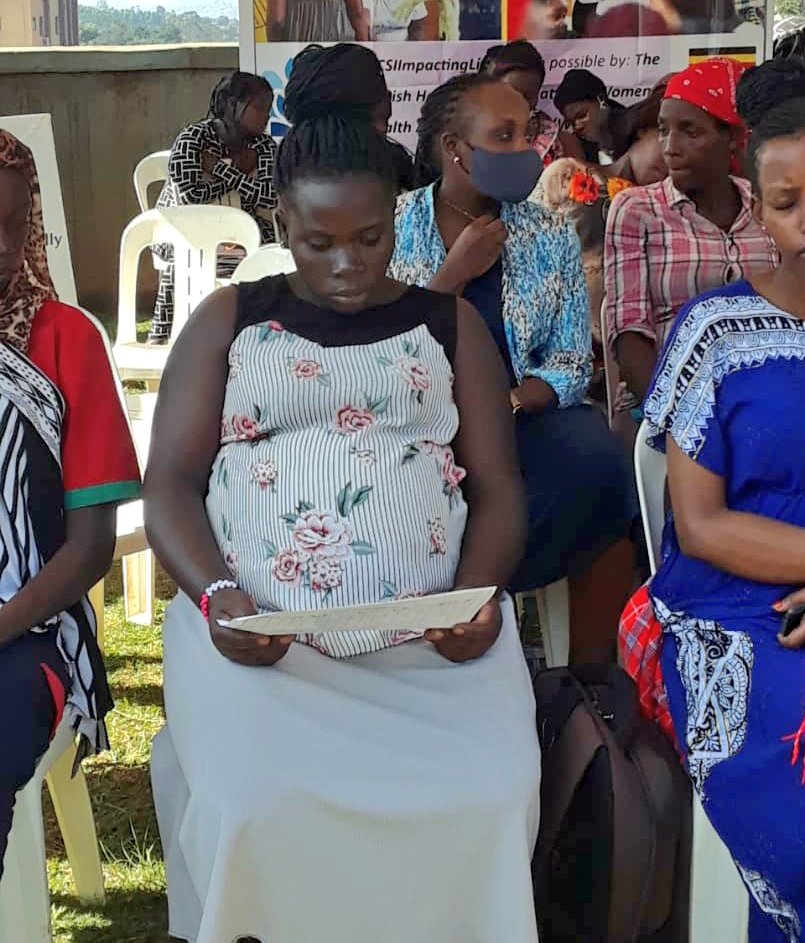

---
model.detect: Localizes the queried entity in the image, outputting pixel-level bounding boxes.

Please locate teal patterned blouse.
[388,183,592,408]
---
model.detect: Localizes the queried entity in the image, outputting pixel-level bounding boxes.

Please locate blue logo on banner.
[263,59,295,138]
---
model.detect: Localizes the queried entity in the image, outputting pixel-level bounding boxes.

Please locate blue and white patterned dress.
[645,280,805,942]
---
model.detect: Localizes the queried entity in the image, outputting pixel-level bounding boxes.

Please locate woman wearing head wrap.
[553,68,626,163]
[284,44,415,191]
[603,57,777,422]
[479,41,585,164]
[0,130,140,876]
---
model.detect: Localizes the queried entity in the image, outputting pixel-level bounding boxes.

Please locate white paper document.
[220,586,497,636]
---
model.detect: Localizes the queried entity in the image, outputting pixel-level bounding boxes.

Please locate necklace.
[438,195,478,222]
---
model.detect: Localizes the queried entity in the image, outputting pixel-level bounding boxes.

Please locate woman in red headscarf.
[603,57,778,420]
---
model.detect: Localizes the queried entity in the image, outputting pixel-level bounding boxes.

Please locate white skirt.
[152,592,540,943]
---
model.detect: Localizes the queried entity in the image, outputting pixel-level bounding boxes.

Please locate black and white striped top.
[206,276,466,658]
[157,119,278,243]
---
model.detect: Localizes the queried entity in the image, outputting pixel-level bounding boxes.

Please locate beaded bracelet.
[200,579,238,620]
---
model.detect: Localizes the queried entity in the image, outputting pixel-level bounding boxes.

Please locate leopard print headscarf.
[0,129,57,352]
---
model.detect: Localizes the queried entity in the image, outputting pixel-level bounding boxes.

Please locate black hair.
[554,68,610,112]
[208,70,272,122]
[737,56,805,131]
[746,97,805,193]
[479,41,546,87]
[413,73,498,188]
[609,84,666,159]
[275,114,399,202]
[284,43,388,125]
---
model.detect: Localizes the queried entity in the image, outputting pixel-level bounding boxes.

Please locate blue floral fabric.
[388,184,592,408]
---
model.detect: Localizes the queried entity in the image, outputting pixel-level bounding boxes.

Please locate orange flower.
[568,171,601,205]
[607,177,633,201]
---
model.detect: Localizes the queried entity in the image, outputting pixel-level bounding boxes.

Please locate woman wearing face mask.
[603,58,778,420]
[151,71,278,345]
[390,74,637,664]
[479,41,585,165]
[532,80,670,410]
[554,68,625,165]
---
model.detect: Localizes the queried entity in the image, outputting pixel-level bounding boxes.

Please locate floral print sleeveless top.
[206,277,467,658]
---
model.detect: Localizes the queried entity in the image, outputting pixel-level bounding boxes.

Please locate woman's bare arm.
[668,436,805,584]
[144,287,290,665]
[451,299,526,590]
[0,505,115,647]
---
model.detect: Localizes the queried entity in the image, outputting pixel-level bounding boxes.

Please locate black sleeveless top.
[235,275,459,367]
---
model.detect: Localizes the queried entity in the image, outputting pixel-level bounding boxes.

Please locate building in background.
[0,0,79,47]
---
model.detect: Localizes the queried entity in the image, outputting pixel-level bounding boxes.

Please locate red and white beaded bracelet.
[200,579,238,620]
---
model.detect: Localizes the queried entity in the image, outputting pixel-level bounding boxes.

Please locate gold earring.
[452,155,461,164]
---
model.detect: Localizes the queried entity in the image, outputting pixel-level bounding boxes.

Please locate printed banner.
[0,113,77,305]
[242,0,774,150]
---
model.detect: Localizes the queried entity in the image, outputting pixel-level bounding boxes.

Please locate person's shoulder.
[664,281,766,354]
[610,178,666,214]
[173,119,213,145]
[395,185,430,215]
[34,300,110,348]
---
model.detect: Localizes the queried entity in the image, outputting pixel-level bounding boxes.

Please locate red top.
[27,300,141,510]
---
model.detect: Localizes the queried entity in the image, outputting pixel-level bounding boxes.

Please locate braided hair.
[275,113,399,203]
[284,43,389,125]
[479,40,546,87]
[737,57,805,131]
[413,73,498,188]
[207,70,272,125]
[746,97,805,193]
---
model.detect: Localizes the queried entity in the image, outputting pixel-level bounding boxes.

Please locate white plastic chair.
[0,582,107,941]
[634,421,749,943]
[517,580,570,669]
[132,150,170,213]
[230,243,297,284]
[112,206,261,384]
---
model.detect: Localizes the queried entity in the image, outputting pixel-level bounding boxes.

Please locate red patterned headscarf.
[0,129,56,352]
[663,57,748,128]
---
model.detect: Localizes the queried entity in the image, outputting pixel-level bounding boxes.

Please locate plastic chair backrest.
[132,151,170,212]
[230,244,297,284]
[634,420,667,576]
[116,206,261,347]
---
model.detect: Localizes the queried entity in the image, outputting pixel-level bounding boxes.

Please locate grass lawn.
[46,565,171,943]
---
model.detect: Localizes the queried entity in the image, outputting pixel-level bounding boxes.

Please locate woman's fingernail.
[453,627,465,636]
[773,601,786,612]
[257,636,271,646]
[430,630,444,641]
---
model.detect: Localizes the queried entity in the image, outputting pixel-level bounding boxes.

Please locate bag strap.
[532,700,604,880]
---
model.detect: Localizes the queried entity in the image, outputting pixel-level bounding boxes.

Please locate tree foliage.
[777,0,805,17]
[78,2,239,45]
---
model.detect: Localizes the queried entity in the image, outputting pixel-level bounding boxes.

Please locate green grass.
[46,566,172,943]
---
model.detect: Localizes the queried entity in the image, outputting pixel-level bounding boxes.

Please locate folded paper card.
[220,586,497,636]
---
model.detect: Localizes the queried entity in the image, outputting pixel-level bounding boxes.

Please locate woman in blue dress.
[625,97,805,939]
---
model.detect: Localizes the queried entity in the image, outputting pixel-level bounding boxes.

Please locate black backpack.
[532,664,692,943]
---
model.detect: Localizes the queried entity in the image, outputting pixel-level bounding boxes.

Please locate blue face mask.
[467,145,544,204]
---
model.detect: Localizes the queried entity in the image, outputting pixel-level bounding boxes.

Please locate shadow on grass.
[109,683,165,709]
[50,888,170,943]
[45,763,161,859]
[103,652,163,673]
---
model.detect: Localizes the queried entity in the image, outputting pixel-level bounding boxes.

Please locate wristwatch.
[510,390,523,415]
